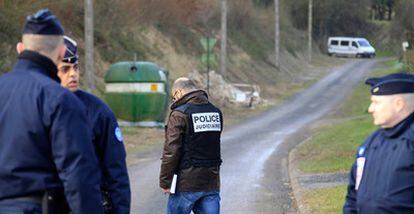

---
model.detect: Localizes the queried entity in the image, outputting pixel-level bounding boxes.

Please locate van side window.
[340,41,349,46]
[330,40,339,45]
[352,41,358,48]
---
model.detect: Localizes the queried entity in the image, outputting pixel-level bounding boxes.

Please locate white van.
[327,37,376,58]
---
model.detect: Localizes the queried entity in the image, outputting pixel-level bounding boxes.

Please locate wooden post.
[274,0,280,70]
[308,0,313,63]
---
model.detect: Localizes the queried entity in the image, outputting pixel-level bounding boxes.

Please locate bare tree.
[85,0,95,92]
[220,0,227,77]
[274,0,280,70]
[308,0,313,63]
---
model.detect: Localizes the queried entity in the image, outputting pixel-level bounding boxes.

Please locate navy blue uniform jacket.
[0,51,103,213]
[344,113,414,213]
[74,90,130,213]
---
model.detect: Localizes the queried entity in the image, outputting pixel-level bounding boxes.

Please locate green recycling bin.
[104,61,169,126]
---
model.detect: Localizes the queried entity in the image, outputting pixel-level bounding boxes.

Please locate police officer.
[0,9,103,213]
[160,77,223,214]
[57,36,131,213]
[344,73,414,213]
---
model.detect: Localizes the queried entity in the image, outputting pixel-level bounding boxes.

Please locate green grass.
[295,59,403,213]
[332,83,371,119]
[297,60,402,173]
[302,185,347,213]
[298,117,375,173]
[383,59,403,69]
[375,49,395,58]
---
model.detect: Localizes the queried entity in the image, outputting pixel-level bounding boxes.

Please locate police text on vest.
[192,112,221,133]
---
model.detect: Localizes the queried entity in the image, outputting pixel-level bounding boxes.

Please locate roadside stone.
[297,172,348,190]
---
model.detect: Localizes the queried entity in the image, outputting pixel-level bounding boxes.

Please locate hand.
[162,188,170,194]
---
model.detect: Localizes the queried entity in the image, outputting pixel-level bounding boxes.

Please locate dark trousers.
[0,199,41,214]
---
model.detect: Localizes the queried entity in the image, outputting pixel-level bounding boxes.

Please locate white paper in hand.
[170,174,178,194]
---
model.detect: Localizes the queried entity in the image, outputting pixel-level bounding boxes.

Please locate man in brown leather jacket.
[160,77,223,214]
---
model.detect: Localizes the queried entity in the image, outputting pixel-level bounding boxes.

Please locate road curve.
[128,59,383,213]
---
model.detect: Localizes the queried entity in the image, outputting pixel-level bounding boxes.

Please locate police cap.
[23,9,64,35]
[365,73,414,95]
[63,36,78,64]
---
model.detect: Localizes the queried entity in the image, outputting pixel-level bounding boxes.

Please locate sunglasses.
[172,89,181,102]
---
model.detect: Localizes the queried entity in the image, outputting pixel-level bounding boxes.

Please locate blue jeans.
[0,199,41,214]
[167,191,220,214]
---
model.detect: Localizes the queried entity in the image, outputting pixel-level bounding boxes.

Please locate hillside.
[0,0,403,103]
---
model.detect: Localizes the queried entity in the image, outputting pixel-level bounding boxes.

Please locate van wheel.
[356,54,361,58]
[370,54,375,58]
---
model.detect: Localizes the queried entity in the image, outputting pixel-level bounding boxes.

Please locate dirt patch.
[123,127,164,165]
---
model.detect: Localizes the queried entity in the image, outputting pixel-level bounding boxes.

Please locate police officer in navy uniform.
[160,77,223,214]
[57,36,131,213]
[344,73,414,213]
[0,9,103,213]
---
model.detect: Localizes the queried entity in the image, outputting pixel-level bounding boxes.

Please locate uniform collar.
[17,50,60,83]
[382,112,414,138]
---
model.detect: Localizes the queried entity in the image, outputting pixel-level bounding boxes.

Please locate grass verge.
[302,185,347,213]
[297,59,401,173]
[295,59,401,212]
[297,117,375,173]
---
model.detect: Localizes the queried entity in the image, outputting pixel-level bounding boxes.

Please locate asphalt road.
[128,59,382,213]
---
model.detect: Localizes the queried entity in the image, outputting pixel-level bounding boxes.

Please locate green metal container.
[104,61,169,126]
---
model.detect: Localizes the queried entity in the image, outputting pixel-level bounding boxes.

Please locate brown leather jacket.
[159,90,221,192]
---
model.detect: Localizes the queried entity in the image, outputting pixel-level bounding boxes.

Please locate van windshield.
[358,40,371,47]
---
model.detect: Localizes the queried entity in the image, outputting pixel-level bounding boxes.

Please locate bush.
[393,0,414,32]
[288,0,376,49]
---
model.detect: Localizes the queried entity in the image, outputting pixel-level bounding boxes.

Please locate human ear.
[178,89,184,99]
[394,97,405,113]
[16,42,25,54]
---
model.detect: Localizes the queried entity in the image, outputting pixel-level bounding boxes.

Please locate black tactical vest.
[173,102,223,169]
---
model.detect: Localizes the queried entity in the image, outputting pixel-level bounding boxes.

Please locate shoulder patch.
[115,127,123,142]
[357,146,365,157]
[191,112,221,133]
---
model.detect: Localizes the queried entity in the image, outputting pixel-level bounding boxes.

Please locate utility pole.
[85,0,95,92]
[220,0,227,77]
[207,36,211,93]
[274,0,280,70]
[308,0,313,63]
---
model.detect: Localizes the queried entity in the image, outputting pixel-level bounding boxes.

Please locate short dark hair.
[22,34,63,55]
